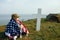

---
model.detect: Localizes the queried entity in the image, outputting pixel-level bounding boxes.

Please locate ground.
[0,18,60,40]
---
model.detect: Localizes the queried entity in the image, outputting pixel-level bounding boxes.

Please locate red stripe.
[16,20,28,33]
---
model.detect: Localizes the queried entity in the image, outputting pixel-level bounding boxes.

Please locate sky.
[0,0,60,15]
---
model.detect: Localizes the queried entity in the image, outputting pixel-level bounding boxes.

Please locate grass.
[0,18,60,40]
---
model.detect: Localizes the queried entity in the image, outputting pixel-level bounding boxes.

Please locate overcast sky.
[0,0,60,15]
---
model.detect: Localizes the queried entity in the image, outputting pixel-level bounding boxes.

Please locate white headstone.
[36,9,41,31]
[21,8,42,31]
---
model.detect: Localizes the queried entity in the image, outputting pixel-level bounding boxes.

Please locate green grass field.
[0,18,60,40]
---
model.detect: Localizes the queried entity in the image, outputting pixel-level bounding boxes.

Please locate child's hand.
[27,31,29,34]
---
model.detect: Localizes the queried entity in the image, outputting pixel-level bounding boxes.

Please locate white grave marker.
[36,8,41,31]
[21,8,42,31]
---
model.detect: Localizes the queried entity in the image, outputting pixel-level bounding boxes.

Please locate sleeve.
[6,21,13,33]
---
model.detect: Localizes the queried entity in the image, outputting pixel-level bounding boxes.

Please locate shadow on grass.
[0,32,8,40]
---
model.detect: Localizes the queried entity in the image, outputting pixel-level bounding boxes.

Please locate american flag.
[16,20,29,34]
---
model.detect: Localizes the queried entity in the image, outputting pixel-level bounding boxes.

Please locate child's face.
[16,18,19,20]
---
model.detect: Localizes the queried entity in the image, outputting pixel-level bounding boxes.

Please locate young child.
[5,14,20,40]
[5,13,29,40]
